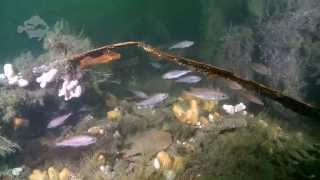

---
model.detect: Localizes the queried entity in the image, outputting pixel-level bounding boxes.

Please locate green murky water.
[0,0,253,61]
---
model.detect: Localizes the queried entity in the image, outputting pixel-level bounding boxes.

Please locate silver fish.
[55,135,97,147]
[47,112,72,129]
[186,88,229,101]
[226,81,242,90]
[240,92,264,105]
[149,62,162,69]
[130,90,149,99]
[136,93,168,107]
[169,40,194,49]
[251,63,271,76]
[162,70,191,79]
[175,75,202,83]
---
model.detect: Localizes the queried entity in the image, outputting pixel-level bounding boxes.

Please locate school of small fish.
[41,40,267,153]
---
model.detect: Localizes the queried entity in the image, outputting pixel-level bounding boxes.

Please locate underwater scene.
[1,0,320,179]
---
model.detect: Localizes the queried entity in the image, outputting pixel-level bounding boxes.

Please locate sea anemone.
[28,169,48,180]
[48,167,59,180]
[28,167,72,180]
[107,108,122,121]
[172,99,199,125]
[154,151,173,170]
[59,168,72,180]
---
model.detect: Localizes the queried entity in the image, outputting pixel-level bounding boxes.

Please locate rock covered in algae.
[123,129,172,157]
[211,116,247,130]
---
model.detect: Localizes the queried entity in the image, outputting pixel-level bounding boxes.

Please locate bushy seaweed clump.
[0,88,28,124]
[0,136,19,157]
[0,135,20,177]
[222,26,255,78]
[258,0,320,97]
[184,114,320,180]
[200,0,320,104]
